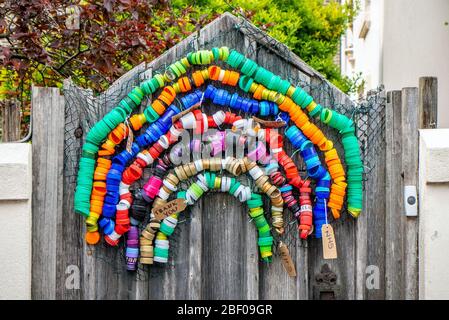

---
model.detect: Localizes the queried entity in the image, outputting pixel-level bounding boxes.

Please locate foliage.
[0,0,195,105]
[175,0,359,93]
[0,0,358,110]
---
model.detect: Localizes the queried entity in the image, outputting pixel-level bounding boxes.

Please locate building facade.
[341,0,449,127]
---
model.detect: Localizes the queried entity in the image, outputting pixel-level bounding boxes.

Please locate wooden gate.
[30,13,437,300]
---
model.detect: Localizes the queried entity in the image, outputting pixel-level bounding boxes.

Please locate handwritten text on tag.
[151,199,187,221]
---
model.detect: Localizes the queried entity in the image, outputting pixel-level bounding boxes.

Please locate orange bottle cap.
[85,231,101,245]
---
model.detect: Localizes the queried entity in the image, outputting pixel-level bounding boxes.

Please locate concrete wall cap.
[419,129,449,183]
[0,143,32,200]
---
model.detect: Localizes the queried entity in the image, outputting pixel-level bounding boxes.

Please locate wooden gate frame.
[30,13,438,300]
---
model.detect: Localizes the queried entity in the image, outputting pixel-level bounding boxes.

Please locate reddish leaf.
[103,0,114,12]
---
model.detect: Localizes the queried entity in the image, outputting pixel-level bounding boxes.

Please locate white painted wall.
[419,129,449,299]
[341,0,384,92]
[383,0,449,128]
[341,0,449,127]
[0,143,32,300]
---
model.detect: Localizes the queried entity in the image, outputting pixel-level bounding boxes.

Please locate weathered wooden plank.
[418,77,438,129]
[256,46,292,300]
[1,99,21,142]
[401,87,419,300]
[146,44,179,300]
[365,91,386,300]
[400,80,436,300]
[96,58,152,301]
[242,34,260,300]
[290,73,309,301]
[165,34,204,300]
[355,116,368,300]
[148,199,203,299]
[58,80,92,300]
[74,84,120,299]
[255,44,309,300]
[185,202,203,299]
[385,91,405,300]
[61,63,145,300]
[295,239,309,300]
[309,79,356,300]
[198,16,253,300]
[145,11,241,300]
[200,192,248,299]
[31,87,65,299]
[334,87,356,301]
[355,173,367,299]
[146,21,242,299]
[95,76,145,303]
[121,67,153,301]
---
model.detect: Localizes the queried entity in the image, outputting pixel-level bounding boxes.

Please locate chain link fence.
[63,17,386,279]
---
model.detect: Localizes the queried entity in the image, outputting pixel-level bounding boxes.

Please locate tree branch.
[10,53,65,78]
[56,47,89,72]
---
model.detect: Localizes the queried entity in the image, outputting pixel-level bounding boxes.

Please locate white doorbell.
[404,185,418,217]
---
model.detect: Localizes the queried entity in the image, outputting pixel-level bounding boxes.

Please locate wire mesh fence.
[63,16,386,279]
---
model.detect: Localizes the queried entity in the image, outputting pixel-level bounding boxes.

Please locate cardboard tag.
[126,124,134,153]
[252,116,286,128]
[279,242,297,277]
[151,198,187,221]
[322,224,337,259]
